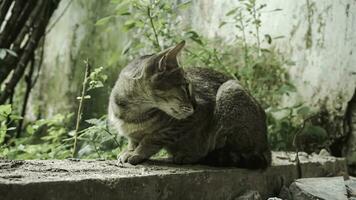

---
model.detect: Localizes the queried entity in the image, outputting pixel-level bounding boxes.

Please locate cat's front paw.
[117,151,131,164]
[127,154,145,165]
[117,151,145,165]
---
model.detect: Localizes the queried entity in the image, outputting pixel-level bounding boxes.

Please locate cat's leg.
[172,152,205,164]
[117,139,138,164]
[167,136,211,164]
[213,80,271,168]
[120,136,163,165]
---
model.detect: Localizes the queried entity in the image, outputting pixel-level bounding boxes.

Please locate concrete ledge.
[0,152,347,200]
[289,176,354,200]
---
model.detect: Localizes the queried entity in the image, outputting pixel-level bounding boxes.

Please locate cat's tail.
[201,147,272,169]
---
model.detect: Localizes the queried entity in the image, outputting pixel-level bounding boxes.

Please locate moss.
[290,22,300,40]
[304,0,315,49]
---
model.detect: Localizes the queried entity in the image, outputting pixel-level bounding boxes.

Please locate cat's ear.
[157,41,185,71]
[166,40,185,61]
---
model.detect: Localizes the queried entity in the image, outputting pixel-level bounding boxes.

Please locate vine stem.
[238,12,249,67]
[72,59,91,158]
[252,5,261,57]
[147,6,161,51]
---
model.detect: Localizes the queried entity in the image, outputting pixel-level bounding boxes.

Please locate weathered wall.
[31,0,356,120]
[29,0,127,120]
[189,0,356,114]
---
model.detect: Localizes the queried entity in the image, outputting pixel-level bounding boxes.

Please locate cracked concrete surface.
[0,152,347,200]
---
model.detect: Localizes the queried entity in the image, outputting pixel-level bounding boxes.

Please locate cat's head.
[120,41,195,120]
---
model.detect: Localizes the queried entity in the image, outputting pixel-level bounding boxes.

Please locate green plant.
[73,60,109,158]
[0,113,73,159]
[73,116,124,159]
[0,61,116,160]
[111,0,192,53]
[0,104,22,144]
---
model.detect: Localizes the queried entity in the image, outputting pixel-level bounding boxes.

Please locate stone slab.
[289,176,356,200]
[0,152,347,200]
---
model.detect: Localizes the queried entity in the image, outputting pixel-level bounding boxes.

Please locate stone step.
[0,152,347,200]
[288,177,356,200]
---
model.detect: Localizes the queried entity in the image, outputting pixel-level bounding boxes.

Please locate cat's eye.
[115,99,128,108]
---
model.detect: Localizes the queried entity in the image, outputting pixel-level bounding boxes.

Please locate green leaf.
[278,83,296,94]
[226,7,238,16]
[264,34,272,44]
[26,125,35,135]
[273,35,285,40]
[115,0,130,15]
[68,130,76,137]
[177,0,192,10]
[95,16,113,26]
[270,8,283,12]
[10,114,23,120]
[119,12,131,16]
[0,104,12,119]
[7,127,16,131]
[123,20,136,31]
[302,125,328,139]
[85,118,101,125]
[297,106,311,117]
[186,31,203,45]
[219,21,227,28]
[0,126,7,144]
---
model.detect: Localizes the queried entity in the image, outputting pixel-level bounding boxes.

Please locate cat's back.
[185,67,231,101]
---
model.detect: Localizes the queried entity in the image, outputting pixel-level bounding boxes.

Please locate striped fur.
[108,42,271,168]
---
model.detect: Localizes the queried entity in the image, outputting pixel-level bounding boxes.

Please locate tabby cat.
[108,41,271,169]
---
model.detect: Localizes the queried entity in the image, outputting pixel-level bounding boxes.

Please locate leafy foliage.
[1,114,73,159]
[0,66,122,160]
[75,116,124,159]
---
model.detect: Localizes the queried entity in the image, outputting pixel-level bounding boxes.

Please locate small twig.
[72,59,91,158]
[147,6,161,51]
[238,13,249,66]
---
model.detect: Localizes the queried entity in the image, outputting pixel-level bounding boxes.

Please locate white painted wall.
[34,0,356,118]
[28,0,88,119]
[189,0,356,115]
